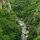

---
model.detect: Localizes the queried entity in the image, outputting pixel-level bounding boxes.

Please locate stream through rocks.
[18,19,29,40]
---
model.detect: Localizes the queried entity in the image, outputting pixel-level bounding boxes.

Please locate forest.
[0,0,40,40]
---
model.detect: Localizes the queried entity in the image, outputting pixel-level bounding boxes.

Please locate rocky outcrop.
[0,0,11,10]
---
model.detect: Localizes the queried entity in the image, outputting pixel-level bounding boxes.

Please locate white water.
[18,19,29,40]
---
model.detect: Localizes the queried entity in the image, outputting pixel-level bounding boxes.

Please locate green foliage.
[33,36,40,40]
[0,0,40,40]
[10,0,40,40]
[0,9,21,40]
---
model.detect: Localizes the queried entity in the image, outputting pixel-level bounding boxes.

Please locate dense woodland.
[0,0,40,40]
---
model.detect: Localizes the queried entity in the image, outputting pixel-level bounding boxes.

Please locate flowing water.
[18,19,29,40]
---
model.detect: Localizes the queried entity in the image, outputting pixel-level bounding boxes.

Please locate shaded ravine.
[18,19,29,40]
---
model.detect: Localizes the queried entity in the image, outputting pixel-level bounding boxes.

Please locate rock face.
[18,19,29,40]
[0,0,2,9]
[0,0,11,10]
